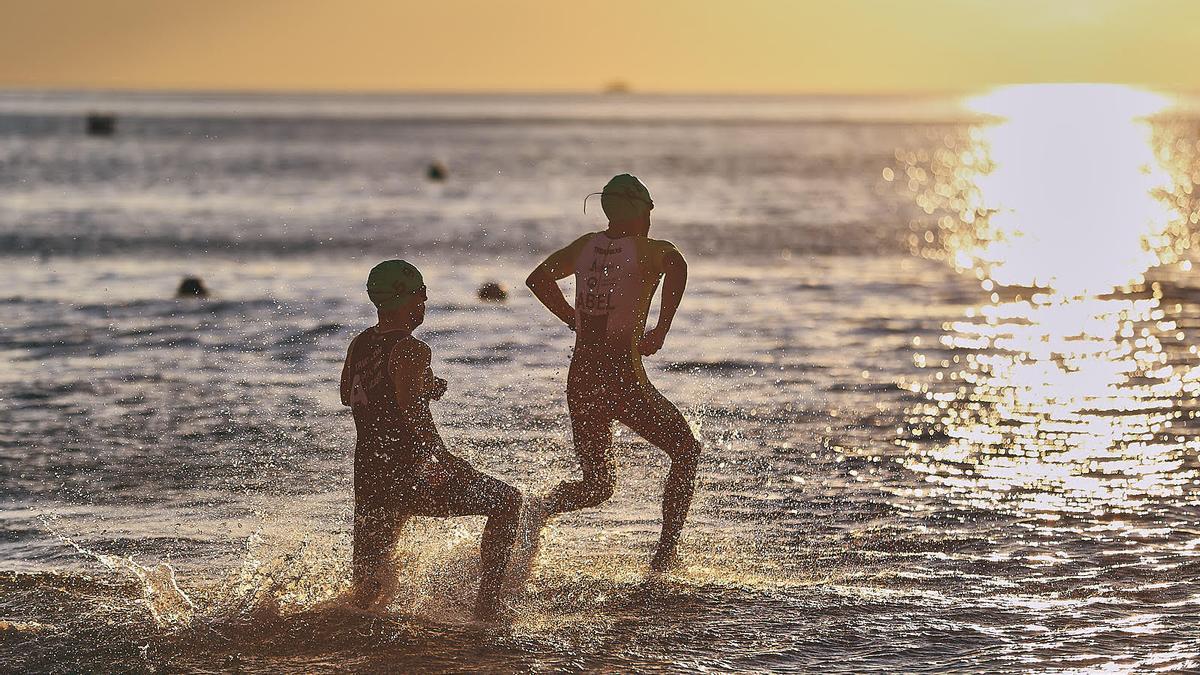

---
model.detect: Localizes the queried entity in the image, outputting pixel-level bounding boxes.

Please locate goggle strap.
[583,192,652,214]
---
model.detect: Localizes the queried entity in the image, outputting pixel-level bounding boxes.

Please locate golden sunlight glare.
[902,84,1200,512]
[961,84,1176,295]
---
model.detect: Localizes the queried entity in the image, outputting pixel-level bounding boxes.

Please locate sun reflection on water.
[897,84,1200,513]
[960,84,1177,294]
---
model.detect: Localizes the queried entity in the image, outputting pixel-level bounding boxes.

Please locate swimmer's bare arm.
[390,340,446,405]
[640,249,687,356]
[423,367,448,400]
[526,262,577,330]
[388,339,446,447]
[339,337,357,406]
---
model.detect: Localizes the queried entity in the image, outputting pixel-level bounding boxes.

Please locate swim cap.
[599,174,654,219]
[366,260,425,311]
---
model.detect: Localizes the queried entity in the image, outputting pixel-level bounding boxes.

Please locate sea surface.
[3,89,1200,672]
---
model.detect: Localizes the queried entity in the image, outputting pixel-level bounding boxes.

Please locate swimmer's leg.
[617,385,701,571]
[413,454,522,619]
[475,483,522,618]
[545,390,617,514]
[351,499,407,609]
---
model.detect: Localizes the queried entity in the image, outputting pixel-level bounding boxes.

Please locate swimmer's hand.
[428,376,448,400]
[639,325,668,356]
[417,370,447,401]
[558,309,576,331]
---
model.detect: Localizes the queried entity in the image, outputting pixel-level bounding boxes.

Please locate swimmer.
[526,174,701,572]
[341,260,522,619]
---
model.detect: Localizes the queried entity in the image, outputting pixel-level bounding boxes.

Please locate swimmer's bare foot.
[650,545,679,573]
[349,576,392,613]
[474,594,506,622]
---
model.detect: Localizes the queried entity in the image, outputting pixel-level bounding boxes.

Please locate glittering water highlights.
[898,85,1200,669]
[4,89,1200,671]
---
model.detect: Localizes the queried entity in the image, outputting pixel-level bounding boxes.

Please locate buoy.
[427,161,447,181]
[176,276,209,298]
[477,281,508,302]
[86,113,116,137]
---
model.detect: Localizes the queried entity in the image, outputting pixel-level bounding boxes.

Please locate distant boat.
[86,113,116,137]
[604,81,631,94]
[427,161,448,181]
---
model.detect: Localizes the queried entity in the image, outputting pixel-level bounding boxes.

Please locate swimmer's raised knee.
[577,479,615,508]
[546,474,616,512]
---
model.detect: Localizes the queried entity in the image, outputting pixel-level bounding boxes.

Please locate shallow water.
[3,90,1200,672]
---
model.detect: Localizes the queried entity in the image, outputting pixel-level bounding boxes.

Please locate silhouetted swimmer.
[85,112,116,137]
[341,260,522,619]
[477,281,508,302]
[176,276,209,298]
[526,174,701,572]
[427,161,447,181]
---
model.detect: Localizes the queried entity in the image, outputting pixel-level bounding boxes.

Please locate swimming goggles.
[583,192,654,214]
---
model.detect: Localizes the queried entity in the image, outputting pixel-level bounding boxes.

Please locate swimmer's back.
[342,326,433,462]
[541,232,678,353]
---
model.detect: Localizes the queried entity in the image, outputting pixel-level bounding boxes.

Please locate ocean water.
[3,89,1200,672]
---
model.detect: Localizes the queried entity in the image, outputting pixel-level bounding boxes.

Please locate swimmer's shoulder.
[344,326,376,360]
[564,231,604,257]
[638,237,684,272]
[388,334,432,368]
[646,236,681,255]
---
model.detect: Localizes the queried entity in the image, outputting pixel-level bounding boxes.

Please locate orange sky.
[2,0,1197,93]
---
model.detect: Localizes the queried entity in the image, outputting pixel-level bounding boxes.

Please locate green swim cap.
[603,174,653,206]
[599,173,654,221]
[366,260,425,310]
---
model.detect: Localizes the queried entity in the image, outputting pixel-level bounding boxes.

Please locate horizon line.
[2,81,1197,99]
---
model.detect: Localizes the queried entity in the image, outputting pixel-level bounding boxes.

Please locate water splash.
[45,518,196,629]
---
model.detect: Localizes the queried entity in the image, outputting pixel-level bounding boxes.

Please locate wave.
[663,359,775,373]
[0,519,823,673]
[0,219,912,259]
